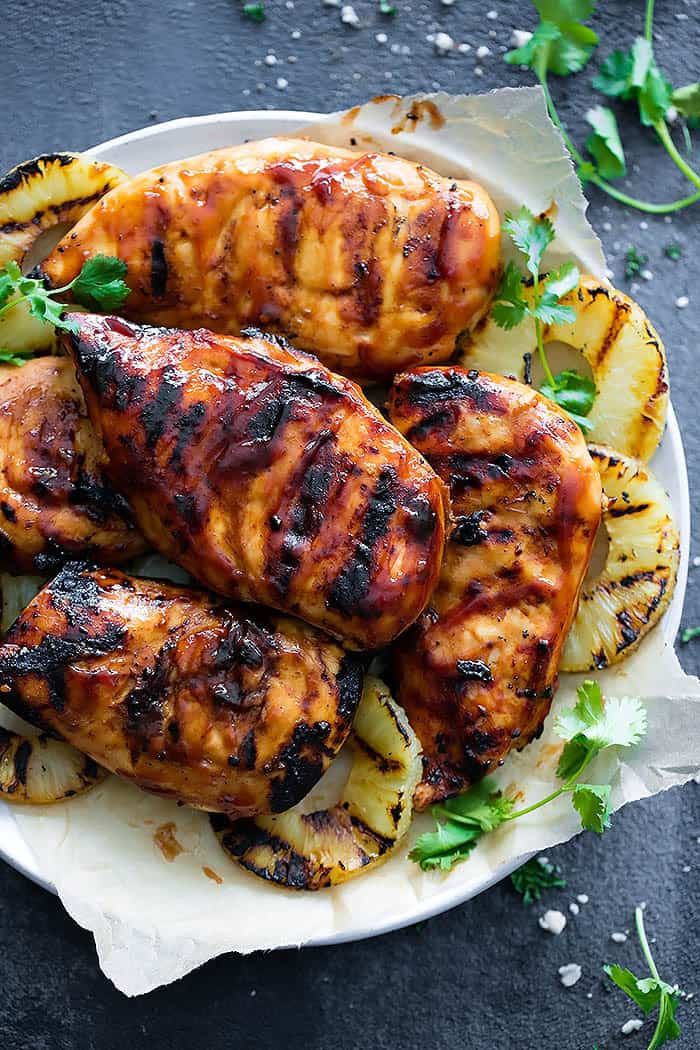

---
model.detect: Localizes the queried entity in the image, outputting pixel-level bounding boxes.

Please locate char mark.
[335,653,365,721]
[139,365,184,448]
[456,659,493,683]
[452,511,488,546]
[327,466,398,617]
[67,326,147,410]
[150,238,168,298]
[403,369,503,413]
[268,721,332,812]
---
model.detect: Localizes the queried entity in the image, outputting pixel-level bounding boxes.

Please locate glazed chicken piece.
[62,314,448,650]
[0,356,145,574]
[0,563,364,817]
[41,137,501,383]
[387,367,602,808]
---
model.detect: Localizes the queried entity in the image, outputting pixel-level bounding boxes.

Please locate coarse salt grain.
[487,9,498,18]
[276,77,288,89]
[569,902,580,916]
[510,29,532,48]
[559,963,582,987]
[611,932,628,943]
[577,894,589,904]
[376,31,387,43]
[676,296,689,309]
[341,5,360,27]
[476,45,491,58]
[474,66,484,76]
[641,269,653,281]
[434,32,455,53]
[692,556,700,567]
[265,54,277,65]
[539,909,567,935]
[682,864,691,873]
[458,42,471,53]
[621,1019,643,1035]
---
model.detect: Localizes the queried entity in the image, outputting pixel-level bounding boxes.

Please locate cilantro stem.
[505,747,597,821]
[644,0,655,43]
[534,318,555,388]
[635,905,661,982]
[654,120,700,193]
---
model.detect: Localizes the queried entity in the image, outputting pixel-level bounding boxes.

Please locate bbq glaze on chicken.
[0,357,145,574]
[0,563,364,817]
[387,367,602,808]
[41,138,501,382]
[62,313,449,650]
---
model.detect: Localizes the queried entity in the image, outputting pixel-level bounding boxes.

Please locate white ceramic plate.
[0,112,690,944]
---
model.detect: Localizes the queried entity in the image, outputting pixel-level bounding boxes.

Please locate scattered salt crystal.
[275,77,288,89]
[664,215,673,224]
[510,29,532,48]
[577,894,589,904]
[559,963,582,987]
[291,29,301,39]
[341,4,360,27]
[682,864,691,873]
[641,269,653,281]
[676,295,689,309]
[605,267,615,280]
[250,989,257,997]
[692,557,700,567]
[476,45,491,58]
[487,9,498,19]
[611,932,628,943]
[586,992,593,999]
[265,54,277,65]
[441,0,456,5]
[539,909,567,935]
[457,42,471,53]
[474,66,484,76]
[602,221,612,231]
[390,42,401,53]
[287,55,297,62]
[666,106,679,124]
[376,31,388,43]
[621,1019,643,1035]
[489,29,497,38]
[434,32,455,53]
[640,220,649,229]
[323,0,340,5]
[569,902,580,916]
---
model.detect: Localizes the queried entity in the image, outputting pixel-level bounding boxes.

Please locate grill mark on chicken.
[388,366,602,808]
[0,564,364,817]
[62,315,447,649]
[150,238,168,298]
[326,465,397,618]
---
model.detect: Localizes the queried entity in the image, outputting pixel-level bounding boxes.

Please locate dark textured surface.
[1,0,699,1046]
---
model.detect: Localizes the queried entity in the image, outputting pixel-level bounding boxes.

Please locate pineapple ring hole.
[22,222,73,273]
[525,339,595,389]
[585,518,610,583]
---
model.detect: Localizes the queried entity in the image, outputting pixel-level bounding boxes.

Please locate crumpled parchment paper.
[4,88,700,996]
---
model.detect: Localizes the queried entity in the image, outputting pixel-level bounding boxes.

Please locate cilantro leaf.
[504,206,554,279]
[491,261,529,330]
[71,254,130,311]
[604,964,664,1013]
[625,246,648,279]
[649,991,682,1049]
[505,21,562,79]
[540,369,596,432]
[572,782,612,832]
[664,244,682,261]
[0,347,35,367]
[510,856,566,904]
[535,261,580,323]
[523,2,598,77]
[378,0,396,13]
[585,105,627,179]
[409,778,513,871]
[639,63,673,128]
[681,626,700,644]
[593,48,634,99]
[555,690,648,751]
[556,734,592,781]
[242,2,266,21]
[672,83,700,120]
[594,37,672,127]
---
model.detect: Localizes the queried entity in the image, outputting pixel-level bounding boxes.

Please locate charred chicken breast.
[62,313,448,650]
[0,563,364,817]
[41,138,501,382]
[388,367,602,808]
[0,356,145,574]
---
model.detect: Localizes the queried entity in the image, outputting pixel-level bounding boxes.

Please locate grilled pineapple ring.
[458,275,668,461]
[213,677,422,890]
[0,152,129,355]
[0,728,108,804]
[561,444,679,672]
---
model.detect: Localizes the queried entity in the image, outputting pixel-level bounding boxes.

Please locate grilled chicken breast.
[62,313,448,649]
[0,563,364,817]
[41,138,501,382]
[0,356,145,573]
[388,367,602,808]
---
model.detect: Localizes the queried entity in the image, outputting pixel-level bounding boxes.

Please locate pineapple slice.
[212,677,422,890]
[0,152,129,355]
[458,275,668,462]
[561,444,679,672]
[0,729,108,804]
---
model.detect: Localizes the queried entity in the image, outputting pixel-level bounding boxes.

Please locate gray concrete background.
[1,1,699,1047]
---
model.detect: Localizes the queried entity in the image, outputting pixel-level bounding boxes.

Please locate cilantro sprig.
[510,856,566,904]
[505,0,700,214]
[604,906,685,1050]
[491,205,595,432]
[625,246,648,280]
[410,680,647,871]
[0,256,130,366]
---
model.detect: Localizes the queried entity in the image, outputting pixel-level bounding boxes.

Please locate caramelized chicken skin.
[0,357,145,574]
[0,564,364,817]
[41,138,501,382]
[388,367,602,808]
[62,313,449,650]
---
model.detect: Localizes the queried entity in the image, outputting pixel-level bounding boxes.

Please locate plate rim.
[0,109,691,949]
